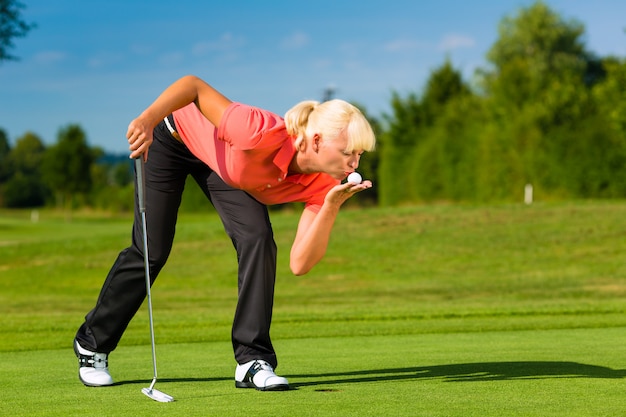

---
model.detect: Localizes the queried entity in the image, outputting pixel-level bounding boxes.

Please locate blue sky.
[1,0,625,154]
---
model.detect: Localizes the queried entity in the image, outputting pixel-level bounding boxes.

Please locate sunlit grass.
[0,201,624,415]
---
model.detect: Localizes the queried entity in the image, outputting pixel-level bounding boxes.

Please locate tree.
[7,131,44,172]
[349,103,382,206]
[42,124,95,211]
[411,60,473,201]
[0,128,10,182]
[0,0,36,62]
[3,132,48,207]
[421,59,471,123]
[476,1,600,200]
[380,59,472,205]
[483,1,593,127]
[593,57,626,137]
[378,91,423,205]
[486,2,587,73]
[3,172,47,207]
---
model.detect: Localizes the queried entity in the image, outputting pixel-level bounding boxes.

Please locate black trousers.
[75,119,279,368]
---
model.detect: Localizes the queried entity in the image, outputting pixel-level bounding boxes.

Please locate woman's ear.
[312,133,321,153]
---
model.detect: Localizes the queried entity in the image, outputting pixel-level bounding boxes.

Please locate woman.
[74,75,376,391]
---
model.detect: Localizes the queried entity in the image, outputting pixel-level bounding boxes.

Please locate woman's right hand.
[125,75,232,161]
[127,115,154,160]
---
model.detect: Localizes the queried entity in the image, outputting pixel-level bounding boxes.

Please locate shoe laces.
[249,360,274,376]
[78,352,108,369]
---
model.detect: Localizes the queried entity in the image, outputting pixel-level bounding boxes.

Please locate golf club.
[135,157,174,403]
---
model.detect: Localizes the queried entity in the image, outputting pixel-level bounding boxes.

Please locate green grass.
[0,201,625,416]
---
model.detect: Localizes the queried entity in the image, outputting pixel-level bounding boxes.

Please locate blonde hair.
[284,99,376,152]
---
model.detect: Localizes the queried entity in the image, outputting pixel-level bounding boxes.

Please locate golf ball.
[347,172,362,184]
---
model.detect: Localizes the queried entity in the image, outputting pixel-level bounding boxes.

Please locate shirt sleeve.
[217,103,286,150]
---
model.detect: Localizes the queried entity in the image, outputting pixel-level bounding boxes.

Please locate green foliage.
[0,128,10,182]
[90,183,135,213]
[381,60,473,204]
[88,157,136,212]
[111,161,133,186]
[487,1,587,75]
[2,131,49,207]
[422,58,471,121]
[1,1,626,210]
[378,0,626,204]
[3,171,47,207]
[41,124,95,210]
[348,103,381,206]
[179,176,215,213]
[6,131,44,174]
[379,91,424,205]
[0,0,36,62]
[593,57,626,136]
[483,6,587,147]
[547,116,626,197]
[413,95,483,201]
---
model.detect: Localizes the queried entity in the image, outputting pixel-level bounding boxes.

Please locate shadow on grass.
[113,376,231,387]
[288,362,626,388]
[111,361,625,389]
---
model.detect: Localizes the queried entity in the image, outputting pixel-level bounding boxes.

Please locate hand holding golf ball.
[328,171,371,205]
[347,172,362,184]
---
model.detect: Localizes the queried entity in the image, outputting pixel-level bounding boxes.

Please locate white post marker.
[524,184,533,205]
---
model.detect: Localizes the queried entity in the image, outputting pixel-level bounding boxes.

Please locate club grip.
[135,158,146,213]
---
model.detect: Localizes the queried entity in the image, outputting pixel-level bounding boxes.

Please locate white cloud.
[87,52,124,68]
[157,51,185,66]
[129,43,156,56]
[312,58,332,69]
[192,33,246,56]
[384,38,429,52]
[280,32,310,50]
[33,51,67,65]
[438,34,476,51]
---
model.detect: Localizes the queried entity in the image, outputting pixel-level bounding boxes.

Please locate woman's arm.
[127,75,232,159]
[289,180,372,275]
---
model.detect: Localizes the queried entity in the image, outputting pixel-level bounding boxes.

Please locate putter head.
[142,387,174,403]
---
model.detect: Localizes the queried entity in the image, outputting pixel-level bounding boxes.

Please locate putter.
[135,157,174,403]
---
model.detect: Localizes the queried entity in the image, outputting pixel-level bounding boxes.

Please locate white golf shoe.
[74,340,114,387]
[235,360,290,391]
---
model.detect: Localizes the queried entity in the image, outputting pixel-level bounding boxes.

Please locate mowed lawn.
[0,201,624,416]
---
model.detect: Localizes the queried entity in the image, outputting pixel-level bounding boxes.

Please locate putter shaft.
[135,158,174,402]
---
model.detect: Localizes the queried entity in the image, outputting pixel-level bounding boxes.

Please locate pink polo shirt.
[172,102,338,212]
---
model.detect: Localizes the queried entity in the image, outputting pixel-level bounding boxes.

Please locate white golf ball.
[347,172,362,184]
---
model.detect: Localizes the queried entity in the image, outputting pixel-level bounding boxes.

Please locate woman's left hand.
[324,180,373,206]
[291,178,373,275]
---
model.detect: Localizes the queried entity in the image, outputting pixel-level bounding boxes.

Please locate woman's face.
[316,131,363,180]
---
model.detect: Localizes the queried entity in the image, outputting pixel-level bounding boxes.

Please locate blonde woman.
[74,75,376,391]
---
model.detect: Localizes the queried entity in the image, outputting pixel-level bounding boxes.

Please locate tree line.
[1,1,625,211]
[377,2,626,205]
[0,126,135,211]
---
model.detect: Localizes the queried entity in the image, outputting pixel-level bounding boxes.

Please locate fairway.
[0,201,625,416]
[0,330,624,416]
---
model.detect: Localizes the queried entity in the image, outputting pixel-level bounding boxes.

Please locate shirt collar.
[273,137,317,186]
